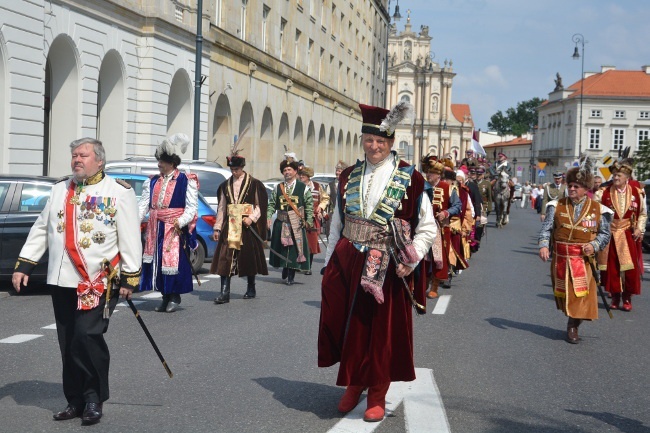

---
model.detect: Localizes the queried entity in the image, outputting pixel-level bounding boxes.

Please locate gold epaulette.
[115,179,132,189]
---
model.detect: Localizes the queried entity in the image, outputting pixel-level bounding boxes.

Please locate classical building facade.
[535,65,650,180]
[386,13,473,165]
[0,0,389,178]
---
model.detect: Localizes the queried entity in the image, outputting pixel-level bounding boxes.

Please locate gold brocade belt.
[603,218,634,271]
[227,204,253,250]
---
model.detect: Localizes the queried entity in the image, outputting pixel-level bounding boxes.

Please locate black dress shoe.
[53,404,83,421]
[81,403,102,425]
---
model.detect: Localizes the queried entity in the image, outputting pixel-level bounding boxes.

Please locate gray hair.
[70,138,106,165]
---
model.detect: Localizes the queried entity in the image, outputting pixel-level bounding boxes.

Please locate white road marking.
[432,295,451,315]
[203,275,221,279]
[327,368,450,433]
[193,279,208,284]
[140,292,162,299]
[41,324,57,330]
[0,334,43,344]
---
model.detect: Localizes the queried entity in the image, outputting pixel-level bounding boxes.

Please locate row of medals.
[56,187,118,248]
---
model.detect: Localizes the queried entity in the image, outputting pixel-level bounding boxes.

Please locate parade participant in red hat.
[318,102,436,423]
[211,133,269,303]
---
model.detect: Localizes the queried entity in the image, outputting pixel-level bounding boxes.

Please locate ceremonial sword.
[175,227,201,286]
[101,259,174,378]
[387,247,426,315]
[588,256,613,319]
[245,225,290,264]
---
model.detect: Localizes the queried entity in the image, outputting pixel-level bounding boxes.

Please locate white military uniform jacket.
[16,171,142,291]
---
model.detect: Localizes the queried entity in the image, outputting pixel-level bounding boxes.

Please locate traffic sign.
[537,162,547,170]
[538,169,546,177]
[599,167,611,180]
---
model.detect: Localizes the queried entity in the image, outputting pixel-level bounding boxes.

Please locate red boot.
[610,293,621,310]
[621,293,632,312]
[338,386,365,413]
[363,382,390,422]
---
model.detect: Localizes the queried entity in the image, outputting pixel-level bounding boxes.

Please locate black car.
[0,175,58,282]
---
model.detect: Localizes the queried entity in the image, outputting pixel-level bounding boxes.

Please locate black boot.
[566,317,582,344]
[281,267,288,280]
[155,294,170,312]
[243,275,256,299]
[215,277,231,304]
[305,254,314,275]
[286,269,296,286]
[166,293,181,312]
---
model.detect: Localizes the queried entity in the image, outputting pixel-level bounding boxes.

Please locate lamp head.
[572,46,580,60]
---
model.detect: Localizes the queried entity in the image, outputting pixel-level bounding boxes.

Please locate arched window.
[400,94,410,104]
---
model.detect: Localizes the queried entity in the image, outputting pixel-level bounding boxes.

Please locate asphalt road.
[0,204,649,433]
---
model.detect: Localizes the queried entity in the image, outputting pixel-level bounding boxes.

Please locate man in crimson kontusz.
[318,102,437,423]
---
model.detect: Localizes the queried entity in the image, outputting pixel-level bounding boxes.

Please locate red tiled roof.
[568,70,650,98]
[451,104,473,125]
[483,137,532,148]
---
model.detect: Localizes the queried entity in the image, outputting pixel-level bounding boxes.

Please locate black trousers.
[49,285,119,405]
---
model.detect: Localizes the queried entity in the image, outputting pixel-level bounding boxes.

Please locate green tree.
[488,97,544,137]
[635,139,650,180]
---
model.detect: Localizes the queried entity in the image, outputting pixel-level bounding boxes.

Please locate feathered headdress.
[566,153,595,189]
[610,146,634,176]
[155,133,190,165]
[283,144,297,162]
[359,102,413,138]
[421,153,444,174]
[227,127,249,167]
[378,101,414,136]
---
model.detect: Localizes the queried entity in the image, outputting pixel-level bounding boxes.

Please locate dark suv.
[0,175,58,282]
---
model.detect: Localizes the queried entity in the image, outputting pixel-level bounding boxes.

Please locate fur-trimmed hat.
[280,159,300,173]
[421,154,444,174]
[610,159,634,176]
[299,166,314,178]
[565,154,595,189]
[360,101,413,138]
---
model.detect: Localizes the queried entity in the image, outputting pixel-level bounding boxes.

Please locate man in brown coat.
[210,153,268,303]
[538,157,612,343]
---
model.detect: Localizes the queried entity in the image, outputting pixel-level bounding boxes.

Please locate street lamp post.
[572,33,585,158]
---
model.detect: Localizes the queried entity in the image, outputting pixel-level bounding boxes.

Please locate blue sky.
[394,0,650,130]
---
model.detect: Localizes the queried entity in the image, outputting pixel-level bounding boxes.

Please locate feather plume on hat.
[227,127,249,168]
[155,133,190,160]
[378,101,414,136]
[566,153,595,189]
[610,146,635,176]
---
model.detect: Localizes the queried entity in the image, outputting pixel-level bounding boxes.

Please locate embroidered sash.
[279,184,307,262]
[64,182,120,310]
[143,173,197,274]
[553,242,589,298]
[227,203,253,249]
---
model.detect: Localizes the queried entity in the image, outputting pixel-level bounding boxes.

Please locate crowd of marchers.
[8,100,646,428]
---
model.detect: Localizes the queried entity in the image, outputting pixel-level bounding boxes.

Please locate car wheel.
[190,241,206,274]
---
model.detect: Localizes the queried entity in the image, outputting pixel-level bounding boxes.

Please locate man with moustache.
[267,157,314,285]
[13,138,142,425]
[538,157,612,343]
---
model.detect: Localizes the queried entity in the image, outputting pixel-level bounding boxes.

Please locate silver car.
[105,157,231,211]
